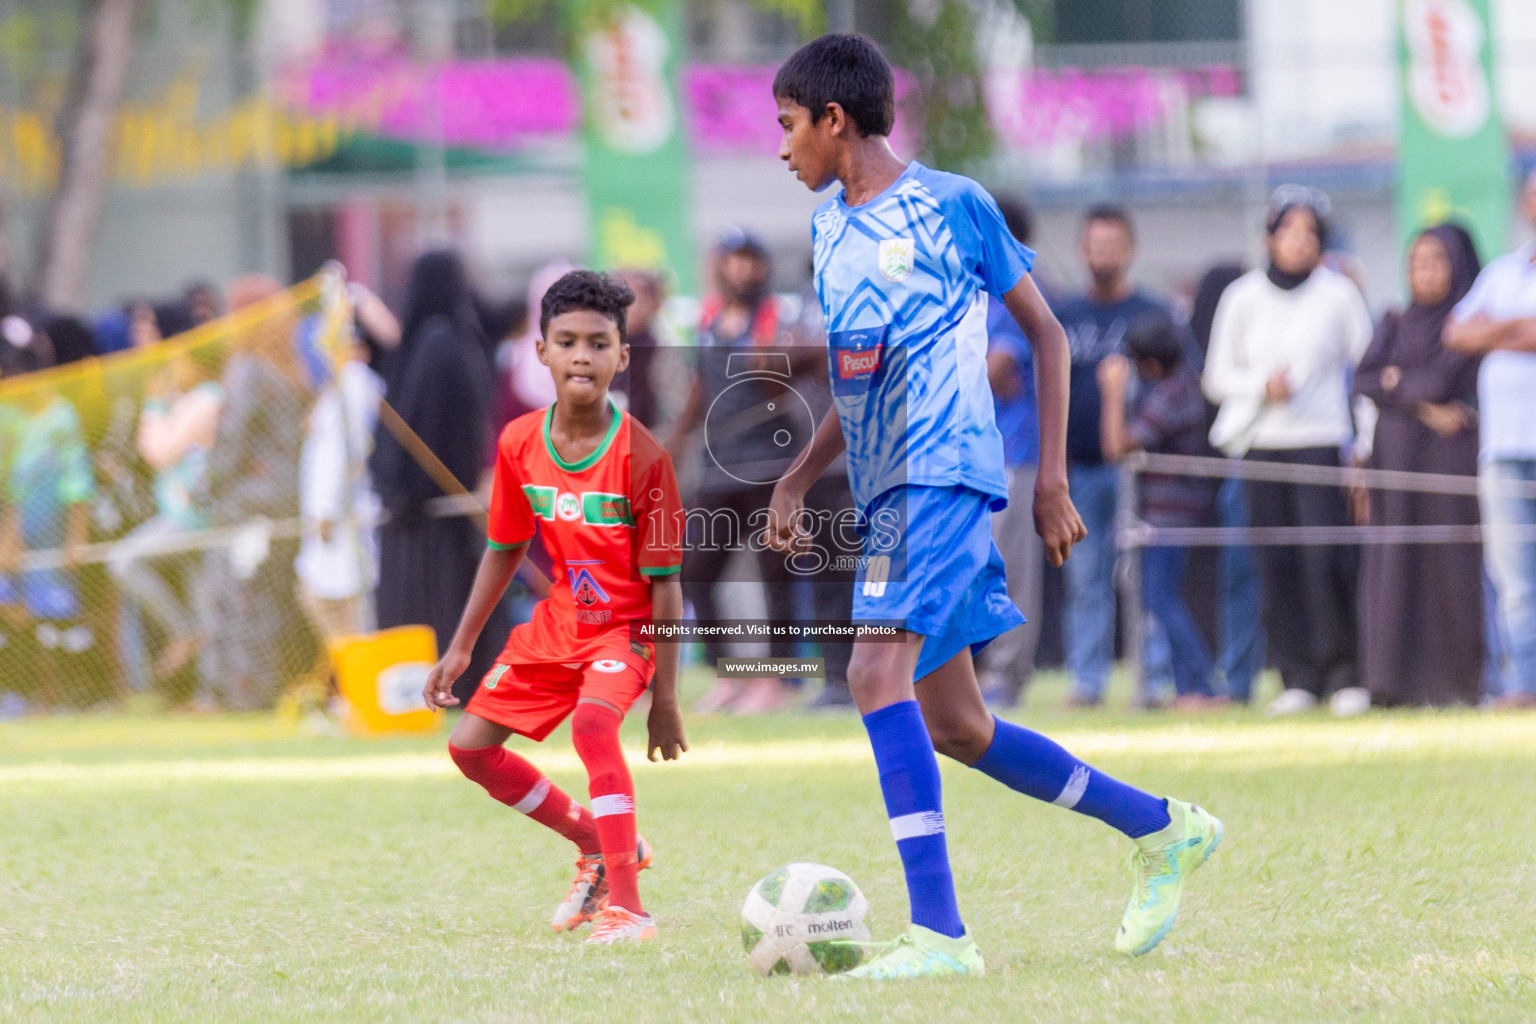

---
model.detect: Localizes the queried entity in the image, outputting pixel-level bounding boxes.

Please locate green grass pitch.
[2,669,1534,1023]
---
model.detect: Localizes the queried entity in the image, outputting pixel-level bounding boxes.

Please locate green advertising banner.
[1396,0,1512,259]
[569,0,696,294]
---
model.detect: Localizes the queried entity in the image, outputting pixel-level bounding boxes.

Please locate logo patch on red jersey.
[523,484,556,521]
[838,346,882,380]
[556,492,582,521]
[582,491,635,527]
[568,566,611,606]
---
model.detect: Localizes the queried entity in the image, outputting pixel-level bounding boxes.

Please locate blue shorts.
[852,484,1025,681]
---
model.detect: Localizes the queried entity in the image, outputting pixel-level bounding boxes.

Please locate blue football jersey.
[811,161,1035,515]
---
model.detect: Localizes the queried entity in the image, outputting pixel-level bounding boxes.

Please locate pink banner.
[276,57,580,151]
[278,58,1233,156]
[986,65,1241,149]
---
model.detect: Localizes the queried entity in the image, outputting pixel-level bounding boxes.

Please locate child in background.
[1098,310,1223,707]
[0,335,100,709]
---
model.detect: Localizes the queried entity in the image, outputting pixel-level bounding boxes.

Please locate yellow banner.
[0,69,344,194]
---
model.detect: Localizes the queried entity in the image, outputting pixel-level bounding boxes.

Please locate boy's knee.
[448,741,497,779]
[846,648,906,705]
[925,713,992,765]
[570,700,620,738]
[845,656,878,695]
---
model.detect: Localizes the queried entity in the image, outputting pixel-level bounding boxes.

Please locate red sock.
[570,702,642,914]
[449,743,601,855]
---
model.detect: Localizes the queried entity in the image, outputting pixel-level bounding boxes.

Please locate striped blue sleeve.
[929,172,1036,299]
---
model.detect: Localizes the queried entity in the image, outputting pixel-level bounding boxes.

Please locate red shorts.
[464,648,653,742]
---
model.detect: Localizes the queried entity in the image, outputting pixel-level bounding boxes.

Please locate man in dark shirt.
[1053,205,1170,706]
[1099,311,1219,706]
[665,231,804,713]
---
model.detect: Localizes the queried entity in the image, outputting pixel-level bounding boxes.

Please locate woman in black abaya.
[372,251,508,703]
[1353,223,1484,706]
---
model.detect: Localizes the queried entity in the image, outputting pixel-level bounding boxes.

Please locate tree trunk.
[33,0,142,312]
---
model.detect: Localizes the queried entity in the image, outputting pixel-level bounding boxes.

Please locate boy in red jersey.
[423,270,686,945]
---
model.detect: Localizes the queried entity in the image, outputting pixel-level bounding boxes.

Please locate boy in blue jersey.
[763,34,1224,979]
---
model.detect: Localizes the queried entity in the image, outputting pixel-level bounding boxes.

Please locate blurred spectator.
[977,198,1044,709]
[184,280,222,327]
[92,306,132,356]
[294,323,384,640]
[0,335,101,708]
[152,301,193,341]
[1188,262,1266,702]
[1,277,40,371]
[107,351,223,685]
[1445,169,1536,710]
[495,260,571,433]
[1354,223,1484,708]
[190,274,308,710]
[1203,187,1372,716]
[612,269,666,429]
[666,230,800,714]
[41,315,96,367]
[1055,205,1172,707]
[347,280,402,353]
[128,301,162,350]
[1099,312,1221,708]
[371,250,507,706]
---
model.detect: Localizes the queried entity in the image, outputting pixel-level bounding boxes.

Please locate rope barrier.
[1122,521,1536,548]
[1129,450,1536,499]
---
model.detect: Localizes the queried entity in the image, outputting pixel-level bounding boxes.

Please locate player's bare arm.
[764,406,846,554]
[1002,273,1088,566]
[423,542,527,709]
[646,576,687,761]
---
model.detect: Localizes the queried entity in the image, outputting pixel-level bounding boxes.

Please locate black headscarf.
[1404,223,1481,328]
[1354,222,1483,411]
[385,250,485,392]
[403,251,477,340]
[371,250,493,513]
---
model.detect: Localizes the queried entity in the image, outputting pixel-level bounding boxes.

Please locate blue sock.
[972,716,1171,839]
[862,701,965,938]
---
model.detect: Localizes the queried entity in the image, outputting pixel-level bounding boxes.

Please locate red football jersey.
[487,402,683,665]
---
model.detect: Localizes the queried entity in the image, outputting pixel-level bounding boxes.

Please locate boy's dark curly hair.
[539,270,636,342]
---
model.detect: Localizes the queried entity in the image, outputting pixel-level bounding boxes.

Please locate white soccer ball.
[740,863,870,976]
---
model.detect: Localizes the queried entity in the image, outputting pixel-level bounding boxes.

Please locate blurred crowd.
[1039,173,1536,718]
[4,171,1536,718]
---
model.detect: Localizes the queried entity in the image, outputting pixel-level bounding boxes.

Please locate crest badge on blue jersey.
[877,238,915,282]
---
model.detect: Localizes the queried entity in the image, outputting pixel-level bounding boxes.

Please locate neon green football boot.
[837,924,984,980]
[1115,798,1224,956]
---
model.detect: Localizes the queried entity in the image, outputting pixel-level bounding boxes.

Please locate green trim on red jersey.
[487,538,529,551]
[638,564,682,576]
[543,400,622,473]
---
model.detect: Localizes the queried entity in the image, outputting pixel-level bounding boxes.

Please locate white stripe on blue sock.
[1052,765,1090,809]
[890,810,946,841]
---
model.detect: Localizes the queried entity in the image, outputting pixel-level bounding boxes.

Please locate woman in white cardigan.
[1202,189,1373,716]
